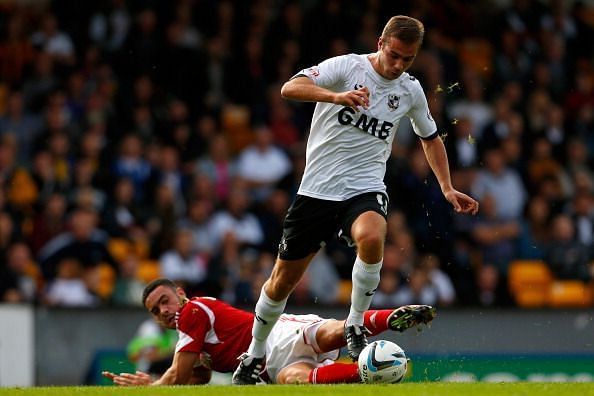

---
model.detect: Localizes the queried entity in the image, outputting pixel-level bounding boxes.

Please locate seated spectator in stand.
[207,185,264,251]
[392,265,439,307]
[545,214,593,282]
[101,177,144,238]
[470,194,520,277]
[38,208,119,281]
[569,191,594,247]
[471,146,527,220]
[176,198,215,257]
[4,241,42,303]
[236,126,292,202]
[111,253,146,307]
[193,134,237,204]
[159,227,208,296]
[28,193,67,255]
[42,258,99,307]
[0,90,43,166]
[111,133,153,204]
[517,195,551,260]
[417,253,456,307]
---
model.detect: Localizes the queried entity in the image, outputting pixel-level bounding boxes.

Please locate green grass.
[1,383,593,396]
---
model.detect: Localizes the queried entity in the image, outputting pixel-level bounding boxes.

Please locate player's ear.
[377,37,383,50]
[176,287,187,299]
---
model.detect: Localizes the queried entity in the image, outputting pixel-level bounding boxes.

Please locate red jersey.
[174,296,254,373]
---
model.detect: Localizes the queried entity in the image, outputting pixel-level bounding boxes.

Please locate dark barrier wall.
[35,307,594,385]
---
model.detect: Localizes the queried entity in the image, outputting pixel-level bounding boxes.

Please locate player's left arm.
[420,136,479,215]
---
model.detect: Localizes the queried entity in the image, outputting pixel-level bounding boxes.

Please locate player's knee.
[277,367,310,384]
[355,230,384,254]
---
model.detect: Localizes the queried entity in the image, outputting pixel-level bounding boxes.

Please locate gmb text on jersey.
[337,107,394,140]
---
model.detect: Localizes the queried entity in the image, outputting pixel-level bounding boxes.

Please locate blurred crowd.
[0,0,594,309]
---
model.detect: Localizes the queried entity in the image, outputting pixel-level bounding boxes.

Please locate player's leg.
[233,195,335,385]
[313,305,437,352]
[364,305,437,335]
[249,255,314,357]
[341,194,388,360]
[232,256,313,385]
[277,361,360,384]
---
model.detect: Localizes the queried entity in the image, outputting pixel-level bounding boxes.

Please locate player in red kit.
[103,278,435,385]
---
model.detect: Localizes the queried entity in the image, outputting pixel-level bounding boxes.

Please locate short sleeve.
[175,306,210,354]
[293,55,349,89]
[407,79,438,139]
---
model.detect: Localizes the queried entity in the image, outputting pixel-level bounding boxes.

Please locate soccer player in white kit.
[233,15,479,385]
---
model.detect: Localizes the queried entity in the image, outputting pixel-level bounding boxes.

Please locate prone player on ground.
[102,278,436,385]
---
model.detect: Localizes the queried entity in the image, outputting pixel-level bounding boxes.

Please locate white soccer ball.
[357,340,408,384]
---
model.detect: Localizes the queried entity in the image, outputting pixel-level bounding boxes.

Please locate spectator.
[517,195,551,260]
[194,134,237,204]
[176,198,215,257]
[28,193,68,255]
[417,253,456,307]
[101,177,143,238]
[470,193,520,277]
[38,208,119,281]
[569,191,594,247]
[159,227,208,296]
[42,258,99,307]
[236,126,292,202]
[207,185,264,251]
[4,242,42,303]
[471,146,527,220]
[0,90,43,165]
[31,13,76,67]
[111,133,153,204]
[545,214,593,281]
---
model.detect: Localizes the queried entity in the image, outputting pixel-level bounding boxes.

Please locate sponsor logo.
[365,288,377,297]
[387,94,400,111]
[307,67,320,77]
[337,107,393,140]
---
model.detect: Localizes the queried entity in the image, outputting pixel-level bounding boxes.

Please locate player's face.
[145,285,184,329]
[377,36,419,80]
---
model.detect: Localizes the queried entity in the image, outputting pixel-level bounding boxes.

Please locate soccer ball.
[357,340,407,384]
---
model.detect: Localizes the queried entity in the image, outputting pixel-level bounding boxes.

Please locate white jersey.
[296,53,437,201]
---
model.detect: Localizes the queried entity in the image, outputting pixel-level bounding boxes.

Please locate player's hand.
[334,86,370,112]
[102,370,152,386]
[444,189,479,215]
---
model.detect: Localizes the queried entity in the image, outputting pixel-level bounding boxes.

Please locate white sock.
[346,256,382,327]
[246,288,287,358]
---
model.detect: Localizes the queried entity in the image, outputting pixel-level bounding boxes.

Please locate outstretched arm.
[420,137,479,215]
[281,76,370,112]
[102,351,210,386]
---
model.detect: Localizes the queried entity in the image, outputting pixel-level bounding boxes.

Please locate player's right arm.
[281,76,369,112]
[152,351,199,385]
[102,351,211,386]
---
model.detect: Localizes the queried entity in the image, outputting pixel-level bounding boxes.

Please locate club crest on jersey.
[387,94,400,111]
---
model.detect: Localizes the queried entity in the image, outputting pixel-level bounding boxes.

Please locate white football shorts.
[263,313,340,383]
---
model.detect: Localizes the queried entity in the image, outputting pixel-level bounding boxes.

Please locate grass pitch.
[1,383,593,396]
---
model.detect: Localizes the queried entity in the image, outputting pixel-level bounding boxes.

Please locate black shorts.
[278,192,389,260]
